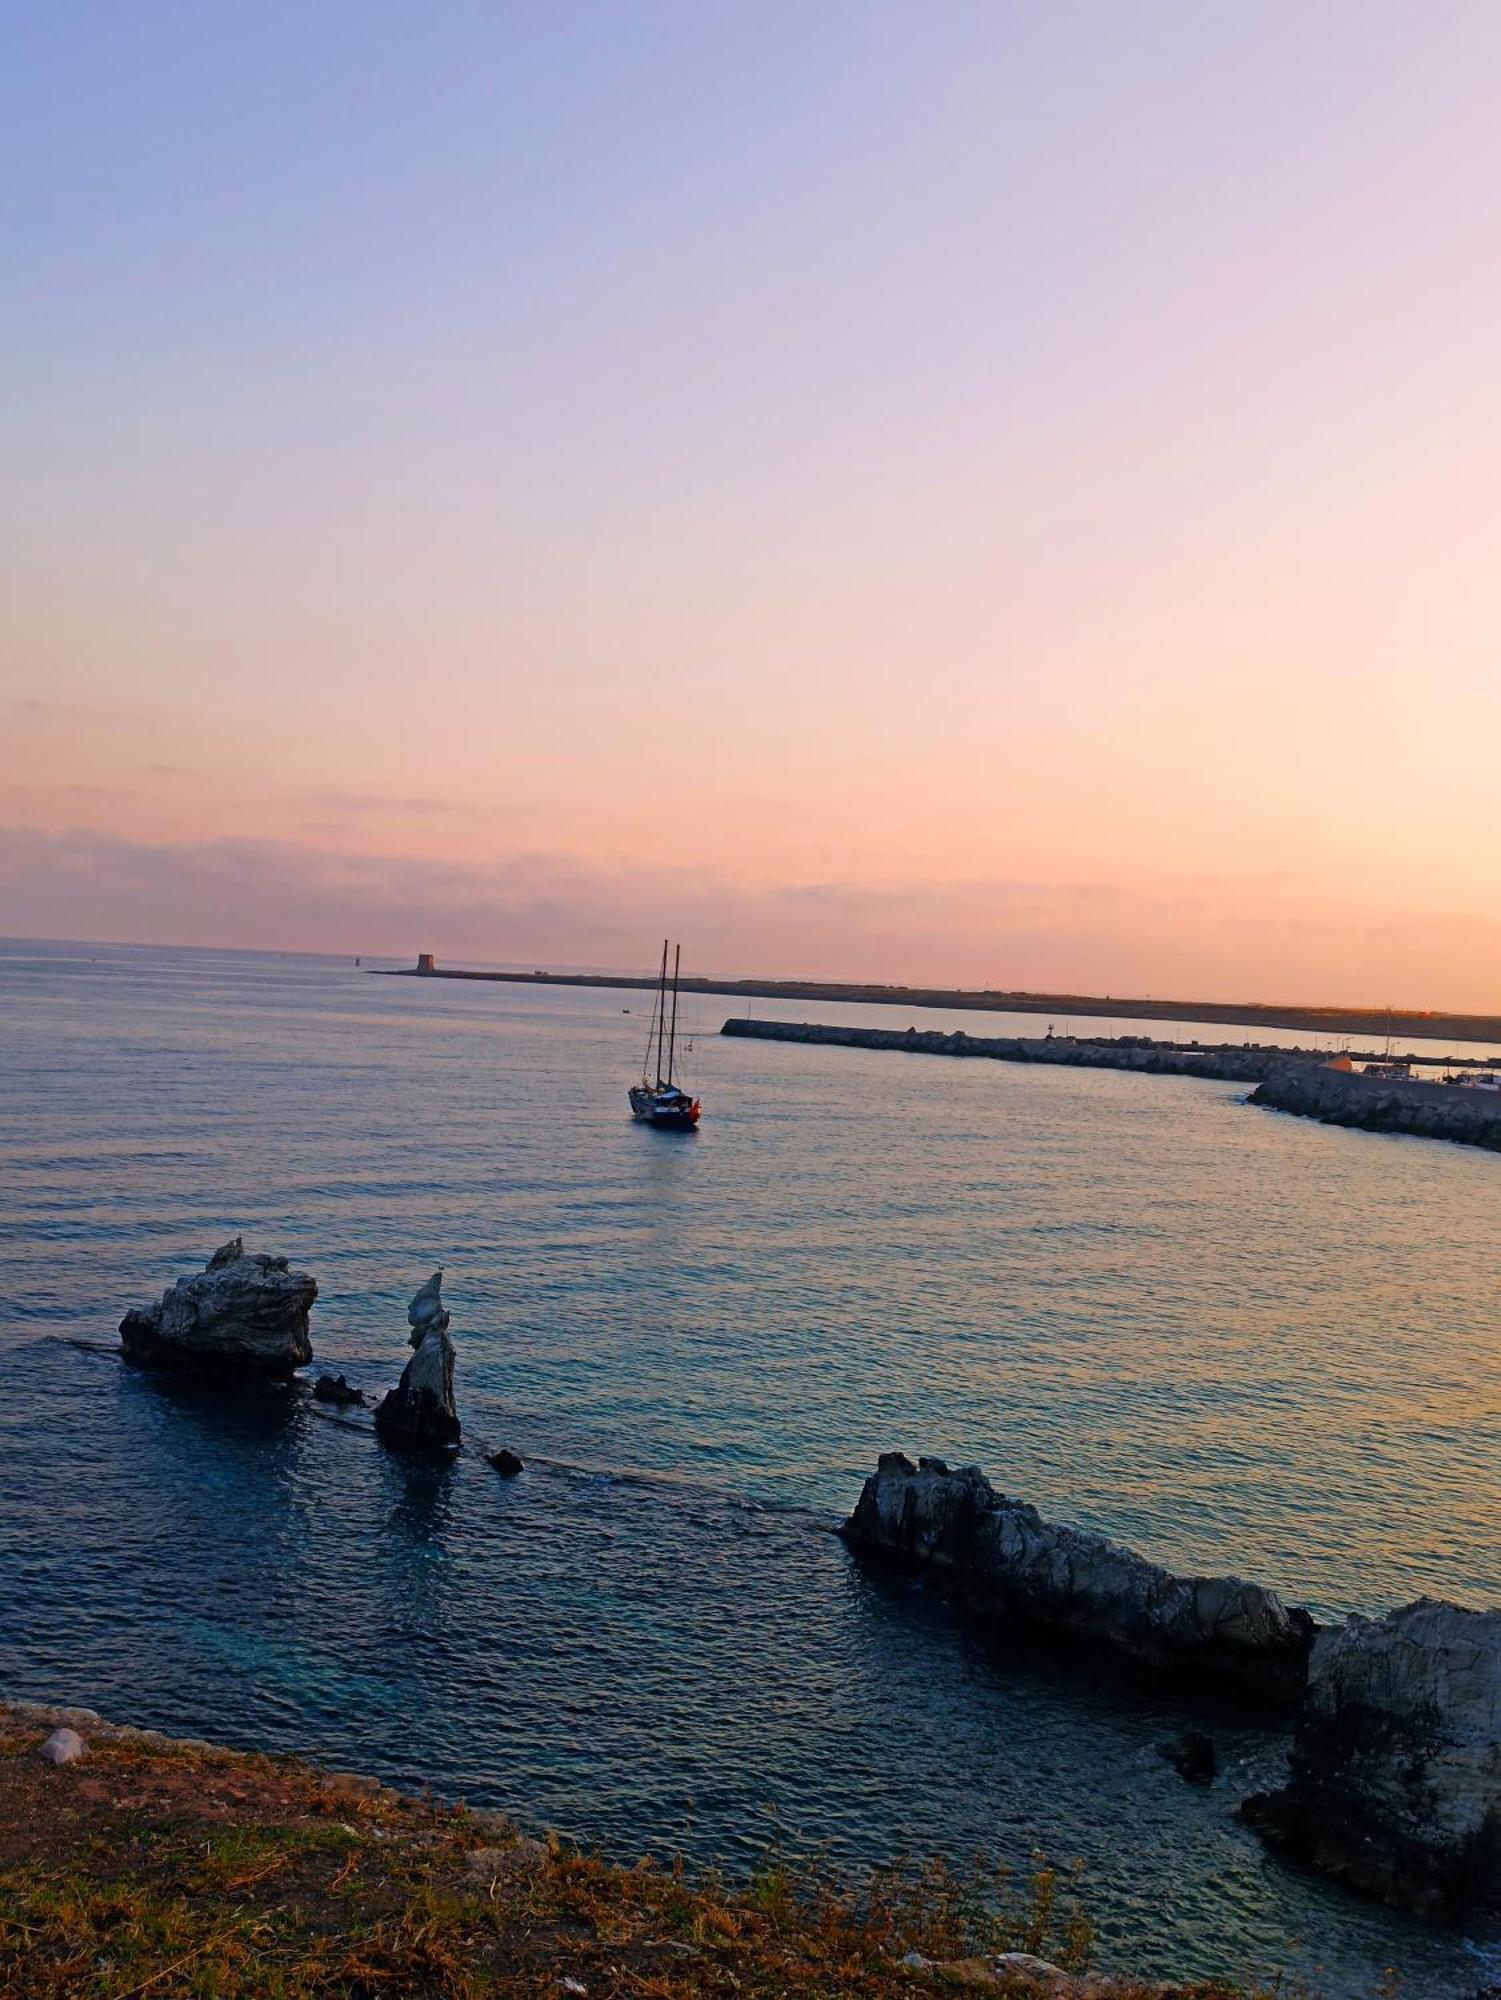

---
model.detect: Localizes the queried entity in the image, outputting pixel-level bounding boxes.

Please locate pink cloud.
[4,823,1501,1011]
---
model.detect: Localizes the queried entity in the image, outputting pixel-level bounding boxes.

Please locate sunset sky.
[4,2,1500,1004]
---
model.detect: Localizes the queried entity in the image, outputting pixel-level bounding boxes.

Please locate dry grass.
[0,1706,1284,1998]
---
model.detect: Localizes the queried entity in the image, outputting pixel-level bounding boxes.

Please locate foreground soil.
[0,1701,1285,2000]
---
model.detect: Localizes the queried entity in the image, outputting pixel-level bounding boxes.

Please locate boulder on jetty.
[842,1454,1315,1705]
[119,1238,316,1377]
[374,1272,460,1453]
[1241,1597,1501,1919]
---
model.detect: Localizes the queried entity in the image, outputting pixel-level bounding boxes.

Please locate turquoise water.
[3,939,1501,1995]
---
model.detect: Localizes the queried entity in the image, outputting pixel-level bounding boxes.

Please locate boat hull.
[628,1086,701,1129]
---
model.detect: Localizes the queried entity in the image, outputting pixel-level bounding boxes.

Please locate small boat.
[629,940,701,1129]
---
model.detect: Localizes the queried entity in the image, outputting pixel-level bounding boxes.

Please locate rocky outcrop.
[312,1373,365,1406]
[119,1238,316,1377]
[487,1449,524,1477]
[1241,1597,1501,1919]
[842,1454,1315,1705]
[374,1272,460,1453]
[1158,1730,1216,1785]
[1252,1064,1501,1152]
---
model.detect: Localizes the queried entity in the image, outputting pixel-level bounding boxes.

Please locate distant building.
[416,953,436,974]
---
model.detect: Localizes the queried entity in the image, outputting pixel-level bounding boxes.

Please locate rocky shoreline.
[845,1455,1501,1924]
[91,1243,1501,1939]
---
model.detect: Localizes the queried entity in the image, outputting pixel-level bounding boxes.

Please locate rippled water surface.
[4,940,1501,1996]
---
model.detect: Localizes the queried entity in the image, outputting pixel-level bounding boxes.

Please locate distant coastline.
[372,960,1501,1048]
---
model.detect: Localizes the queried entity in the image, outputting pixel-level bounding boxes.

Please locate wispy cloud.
[292,791,459,817]
[4,822,1499,1007]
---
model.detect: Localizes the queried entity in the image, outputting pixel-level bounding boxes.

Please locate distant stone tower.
[416,952,436,974]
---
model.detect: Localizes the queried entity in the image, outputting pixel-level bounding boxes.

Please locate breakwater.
[377,959,1501,1046]
[1251,1064,1501,1152]
[725,1018,1501,1152]
[720,1016,1317,1083]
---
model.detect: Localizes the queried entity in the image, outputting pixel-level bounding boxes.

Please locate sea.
[3,937,1501,1997]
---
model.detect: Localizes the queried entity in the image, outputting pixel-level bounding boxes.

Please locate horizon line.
[4,931,1495,1035]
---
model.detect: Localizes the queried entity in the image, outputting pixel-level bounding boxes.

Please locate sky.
[3,2,1500,1005]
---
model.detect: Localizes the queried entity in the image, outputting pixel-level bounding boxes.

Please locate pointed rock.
[406,1269,450,1343]
[375,1271,460,1452]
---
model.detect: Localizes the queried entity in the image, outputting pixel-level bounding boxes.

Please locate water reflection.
[5,944,1501,1995]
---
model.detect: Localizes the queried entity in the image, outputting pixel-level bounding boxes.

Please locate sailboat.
[628,941,702,1129]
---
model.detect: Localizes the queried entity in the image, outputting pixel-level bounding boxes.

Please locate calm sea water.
[4,940,1501,1996]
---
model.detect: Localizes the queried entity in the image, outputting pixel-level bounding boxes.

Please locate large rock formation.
[374,1271,460,1452]
[119,1238,316,1376]
[1241,1597,1501,1919]
[842,1454,1315,1705]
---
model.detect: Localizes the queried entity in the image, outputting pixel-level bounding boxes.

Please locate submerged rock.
[374,1271,460,1453]
[842,1453,1315,1705]
[312,1373,366,1406]
[1158,1730,1216,1784]
[487,1448,524,1477]
[1241,1597,1501,1919]
[119,1238,316,1377]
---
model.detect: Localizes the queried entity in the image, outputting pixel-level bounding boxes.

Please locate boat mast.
[666,943,681,1085]
[654,938,668,1085]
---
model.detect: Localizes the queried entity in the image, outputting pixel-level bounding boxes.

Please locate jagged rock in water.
[1158,1730,1216,1784]
[842,1453,1315,1705]
[374,1271,460,1452]
[118,1238,316,1377]
[312,1373,365,1406]
[407,1269,447,1340]
[1240,1597,1501,1919]
[487,1448,524,1477]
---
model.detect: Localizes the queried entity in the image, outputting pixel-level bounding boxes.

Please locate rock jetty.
[374,1271,460,1452]
[842,1454,1315,1705]
[723,1017,1314,1084]
[1241,1597,1501,1919]
[119,1238,317,1376]
[1252,1063,1501,1153]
